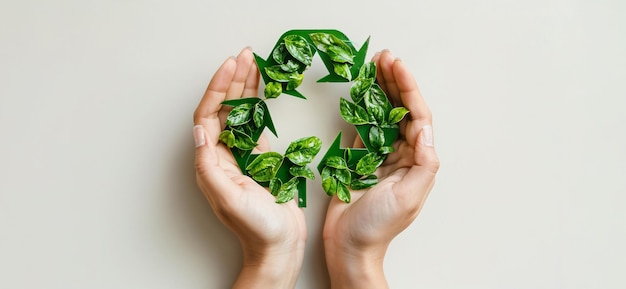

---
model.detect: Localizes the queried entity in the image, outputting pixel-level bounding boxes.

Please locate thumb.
[193,124,242,204]
[392,125,439,206]
[193,124,217,166]
[414,125,439,174]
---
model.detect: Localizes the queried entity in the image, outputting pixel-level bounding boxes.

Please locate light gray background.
[1,0,625,288]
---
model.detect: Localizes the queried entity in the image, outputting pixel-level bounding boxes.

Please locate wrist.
[324,239,389,289]
[233,240,305,289]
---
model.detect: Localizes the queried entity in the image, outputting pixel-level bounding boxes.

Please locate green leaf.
[355,152,384,175]
[309,33,354,64]
[321,165,332,179]
[324,156,348,169]
[326,45,354,64]
[358,62,376,80]
[245,152,283,182]
[350,77,373,103]
[232,130,257,150]
[286,73,304,91]
[233,123,253,137]
[336,182,351,203]
[276,177,299,203]
[333,63,352,80]
[309,33,351,51]
[265,65,294,82]
[370,84,392,113]
[253,102,265,128]
[388,107,410,124]
[368,126,385,149]
[339,98,369,125]
[218,130,235,148]
[334,168,351,185]
[379,146,395,154]
[364,90,385,123]
[321,172,338,196]
[226,103,254,126]
[280,59,302,72]
[269,178,282,196]
[290,166,315,179]
[285,136,322,166]
[272,43,288,64]
[309,33,334,52]
[264,81,282,99]
[284,35,313,66]
[350,175,378,190]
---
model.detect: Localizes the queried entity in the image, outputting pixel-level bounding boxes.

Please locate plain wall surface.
[1,0,625,288]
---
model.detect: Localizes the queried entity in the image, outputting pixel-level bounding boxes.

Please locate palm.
[214,140,306,244]
[324,134,418,246]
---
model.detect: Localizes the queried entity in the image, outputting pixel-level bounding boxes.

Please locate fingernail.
[421,125,434,147]
[193,125,206,148]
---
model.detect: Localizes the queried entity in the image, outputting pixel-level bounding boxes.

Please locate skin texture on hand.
[193,47,306,289]
[323,50,440,289]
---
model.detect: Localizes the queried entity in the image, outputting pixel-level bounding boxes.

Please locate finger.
[392,59,430,122]
[392,59,432,144]
[352,135,365,148]
[243,56,260,97]
[225,47,254,101]
[194,125,243,205]
[378,50,400,102]
[194,57,237,135]
[392,125,439,211]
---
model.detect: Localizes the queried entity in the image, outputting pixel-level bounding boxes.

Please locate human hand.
[323,50,440,289]
[193,48,306,289]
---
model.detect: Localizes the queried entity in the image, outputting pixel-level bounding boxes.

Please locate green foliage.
[309,32,355,80]
[226,103,254,126]
[265,65,296,82]
[289,166,315,179]
[368,126,385,149]
[339,98,369,125]
[355,152,384,176]
[285,136,322,166]
[284,35,313,66]
[264,81,282,99]
[333,63,352,81]
[246,152,283,182]
[350,175,378,190]
[276,177,299,203]
[388,107,410,124]
[252,102,264,128]
[218,130,235,148]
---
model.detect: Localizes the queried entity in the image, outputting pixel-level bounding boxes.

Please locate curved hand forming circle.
[218,30,409,207]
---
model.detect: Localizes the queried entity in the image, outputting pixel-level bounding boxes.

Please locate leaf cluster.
[219,99,268,153]
[320,62,410,203]
[264,35,313,98]
[309,33,355,80]
[320,150,381,203]
[246,136,321,203]
[340,62,410,128]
